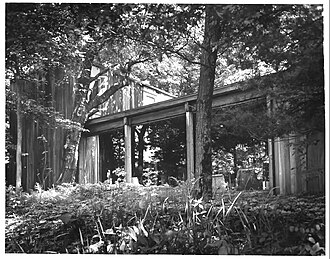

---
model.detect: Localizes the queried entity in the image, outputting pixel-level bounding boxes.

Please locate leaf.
[139,221,148,237]
[127,227,137,242]
[132,225,140,235]
[59,212,72,224]
[150,234,160,244]
[307,236,316,244]
[225,191,242,217]
[164,230,175,239]
[259,237,265,243]
[310,242,324,255]
[78,228,84,246]
[104,228,115,235]
[218,245,228,255]
[119,240,126,251]
[205,240,221,248]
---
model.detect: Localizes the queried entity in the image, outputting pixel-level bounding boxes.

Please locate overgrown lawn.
[5,182,326,255]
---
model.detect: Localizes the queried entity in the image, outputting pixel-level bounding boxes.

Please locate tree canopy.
[5,3,324,189]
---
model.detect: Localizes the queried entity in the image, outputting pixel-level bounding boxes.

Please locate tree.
[6,3,323,189]
[5,4,171,184]
[195,6,221,199]
[194,4,323,198]
[15,82,23,189]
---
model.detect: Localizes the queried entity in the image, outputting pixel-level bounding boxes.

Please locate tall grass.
[6,181,325,255]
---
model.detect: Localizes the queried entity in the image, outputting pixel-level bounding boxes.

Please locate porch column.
[267,96,275,194]
[94,135,100,183]
[185,102,194,181]
[124,117,133,183]
[289,134,297,194]
[268,138,274,191]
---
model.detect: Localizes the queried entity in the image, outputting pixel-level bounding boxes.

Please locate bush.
[5,183,326,255]
[141,169,160,186]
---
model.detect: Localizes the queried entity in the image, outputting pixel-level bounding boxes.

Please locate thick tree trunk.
[57,65,131,184]
[195,6,219,200]
[15,81,22,190]
[56,52,95,184]
[57,102,89,183]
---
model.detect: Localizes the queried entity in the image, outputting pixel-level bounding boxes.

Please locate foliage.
[5,3,207,184]
[141,169,161,186]
[6,4,324,186]
[146,118,186,179]
[222,4,324,136]
[110,167,126,183]
[212,150,234,175]
[5,183,325,255]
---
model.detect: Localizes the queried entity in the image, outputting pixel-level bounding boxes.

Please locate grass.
[5,181,326,255]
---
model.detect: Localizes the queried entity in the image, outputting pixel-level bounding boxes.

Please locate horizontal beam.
[85,84,264,135]
[86,84,240,125]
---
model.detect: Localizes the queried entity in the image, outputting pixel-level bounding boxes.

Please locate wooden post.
[78,136,87,184]
[277,137,291,195]
[124,117,133,183]
[185,102,194,182]
[16,81,23,190]
[266,95,275,194]
[283,137,291,194]
[273,137,281,195]
[289,134,297,194]
[94,135,100,183]
[268,138,274,191]
[277,138,285,194]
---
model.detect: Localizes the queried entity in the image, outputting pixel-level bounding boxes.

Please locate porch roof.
[85,79,265,135]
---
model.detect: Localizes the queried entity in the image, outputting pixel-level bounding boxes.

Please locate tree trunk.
[137,125,147,167]
[195,6,219,200]
[57,101,89,183]
[15,81,22,190]
[57,65,131,184]
[136,125,148,181]
[56,52,94,184]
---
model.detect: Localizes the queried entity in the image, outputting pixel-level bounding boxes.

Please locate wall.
[78,66,175,184]
[89,66,174,119]
[273,131,325,195]
[8,69,75,190]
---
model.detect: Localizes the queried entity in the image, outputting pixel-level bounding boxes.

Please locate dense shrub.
[5,182,326,255]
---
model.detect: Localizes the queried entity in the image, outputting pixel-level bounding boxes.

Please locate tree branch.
[87,108,99,118]
[123,32,207,67]
[86,74,137,112]
[88,66,112,84]
[86,82,126,112]
[125,57,150,73]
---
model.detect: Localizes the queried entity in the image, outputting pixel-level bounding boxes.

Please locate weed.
[5,183,326,255]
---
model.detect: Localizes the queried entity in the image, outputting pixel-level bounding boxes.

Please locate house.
[6,69,75,190]
[6,66,175,190]
[7,67,325,195]
[269,132,325,195]
[83,75,325,195]
[77,65,176,184]
[88,65,175,118]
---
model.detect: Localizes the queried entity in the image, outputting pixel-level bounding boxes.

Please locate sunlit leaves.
[5,183,326,254]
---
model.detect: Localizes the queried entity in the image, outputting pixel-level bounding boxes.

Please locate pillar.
[268,138,274,191]
[185,102,194,181]
[124,117,133,183]
[289,134,297,194]
[267,96,275,194]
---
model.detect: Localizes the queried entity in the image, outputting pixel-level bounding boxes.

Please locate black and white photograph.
[4,1,328,255]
